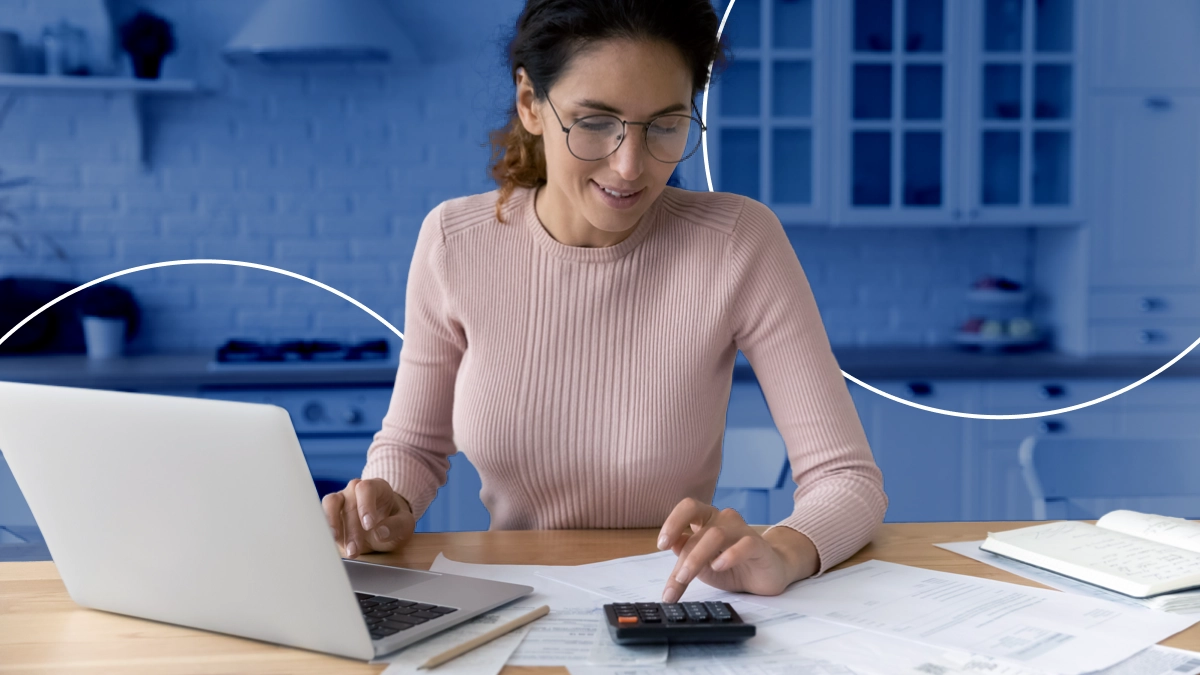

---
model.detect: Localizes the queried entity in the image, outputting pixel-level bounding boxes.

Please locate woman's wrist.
[763,526,820,583]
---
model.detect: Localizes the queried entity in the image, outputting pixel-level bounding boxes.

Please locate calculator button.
[617,616,639,624]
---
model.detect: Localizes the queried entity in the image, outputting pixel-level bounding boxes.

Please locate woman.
[324,0,887,603]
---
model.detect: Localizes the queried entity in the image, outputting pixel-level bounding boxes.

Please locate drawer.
[1119,411,1200,438]
[1116,379,1200,409]
[1091,289,1200,320]
[981,380,1126,410]
[1089,322,1200,355]
[981,412,1115,443]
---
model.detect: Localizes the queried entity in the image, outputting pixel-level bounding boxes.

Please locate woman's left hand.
[657,498,818,603]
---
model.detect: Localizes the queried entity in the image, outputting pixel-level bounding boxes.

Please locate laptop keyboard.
[356,592,458,640]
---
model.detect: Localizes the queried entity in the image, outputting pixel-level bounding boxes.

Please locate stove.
[206,338,396,371]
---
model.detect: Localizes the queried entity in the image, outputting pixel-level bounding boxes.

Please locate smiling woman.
[324,0,889,605]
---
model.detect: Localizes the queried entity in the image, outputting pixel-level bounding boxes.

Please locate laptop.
[0,380,532,661]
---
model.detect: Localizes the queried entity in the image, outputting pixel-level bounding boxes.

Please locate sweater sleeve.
[724,196,888,575]
[361,201,465,520]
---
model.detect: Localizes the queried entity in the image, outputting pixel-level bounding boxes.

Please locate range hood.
[224,0,418,64]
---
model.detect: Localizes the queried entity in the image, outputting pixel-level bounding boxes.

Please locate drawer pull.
[1139,297,1166,312]
[1138,329,1167,344]
[906,382,933,397]
[1145,96,1173,110]
[1039,420,1066,434]
[1039,384,1067,399]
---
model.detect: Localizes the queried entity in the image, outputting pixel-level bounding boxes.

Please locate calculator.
[603,601,756,644]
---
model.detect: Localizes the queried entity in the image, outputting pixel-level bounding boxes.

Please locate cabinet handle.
[1038,419,1066,434]
[907,382,934,397]
[1145,96,1173,110]
[1039,384,1067,399]
[1139,296,1166,312]
[1138,329,1167,344]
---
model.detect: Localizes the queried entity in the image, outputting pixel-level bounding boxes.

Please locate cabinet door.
[710,0,829,224]
[833,0,962,225]
[851,380,973,522]
[962,0,1082,224]
[1088,94,1200,287]
[1090,0,1200,90]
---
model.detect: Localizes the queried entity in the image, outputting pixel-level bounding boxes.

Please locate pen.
[416,604,549,670]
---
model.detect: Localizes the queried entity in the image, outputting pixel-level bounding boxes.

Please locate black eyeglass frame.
[541,91,708,163]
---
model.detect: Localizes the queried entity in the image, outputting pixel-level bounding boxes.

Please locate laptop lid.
[0,381,375,661]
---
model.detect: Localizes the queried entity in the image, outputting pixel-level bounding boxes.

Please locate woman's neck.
[534,184,638,249]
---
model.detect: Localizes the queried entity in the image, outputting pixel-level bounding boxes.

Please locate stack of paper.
[392,549,1200,675]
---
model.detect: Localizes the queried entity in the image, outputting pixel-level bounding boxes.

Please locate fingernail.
[362,514,374,530]
[377,525,390,540]
[711,557,726,571]
[675,566,689,584]
[662,588,678,603]
[346,541,358,558]
[657,535,669,550]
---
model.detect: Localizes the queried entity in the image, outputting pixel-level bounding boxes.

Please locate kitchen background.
[1,0,1198,561]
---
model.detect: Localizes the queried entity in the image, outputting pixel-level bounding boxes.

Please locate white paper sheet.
[537,550,732,604]
[427,552,668,667]
[373,603,534,675]
[745,559,1196,675]
[936,539,1200,614]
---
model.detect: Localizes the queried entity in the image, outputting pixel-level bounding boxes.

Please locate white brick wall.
[0,0,1031,352]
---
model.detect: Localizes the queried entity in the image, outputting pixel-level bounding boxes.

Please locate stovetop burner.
[214,338,391,363]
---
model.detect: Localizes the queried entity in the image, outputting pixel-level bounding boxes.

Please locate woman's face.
[516,39,694,242]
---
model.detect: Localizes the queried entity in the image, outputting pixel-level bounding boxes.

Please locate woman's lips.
[592,180,643,210]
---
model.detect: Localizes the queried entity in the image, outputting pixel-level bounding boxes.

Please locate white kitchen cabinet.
[708,0,831,224]
[831,0,1081,225]
[1088,94,1200,289]
[848,379,975,522]
[1089,0,1200,91]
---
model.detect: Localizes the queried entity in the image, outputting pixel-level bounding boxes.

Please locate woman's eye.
[577,118,618,133]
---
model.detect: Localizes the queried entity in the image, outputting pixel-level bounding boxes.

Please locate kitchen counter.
[0,347,1198,390]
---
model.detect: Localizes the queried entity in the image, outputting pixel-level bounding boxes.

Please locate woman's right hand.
[322,478,415,558]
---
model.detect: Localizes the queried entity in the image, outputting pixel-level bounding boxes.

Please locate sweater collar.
[519,184,662,263]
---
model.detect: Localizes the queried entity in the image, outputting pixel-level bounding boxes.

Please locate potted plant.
[119,9,175,79]
[76,283,137,359]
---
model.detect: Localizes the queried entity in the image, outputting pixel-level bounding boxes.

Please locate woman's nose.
[609,128,647,181]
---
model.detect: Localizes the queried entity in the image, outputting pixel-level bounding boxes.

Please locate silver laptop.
[0,380,531,661]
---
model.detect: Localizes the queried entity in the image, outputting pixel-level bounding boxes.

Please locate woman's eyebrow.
[575,99,688,117]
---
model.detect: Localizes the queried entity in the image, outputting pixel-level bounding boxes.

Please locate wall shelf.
[0,74,203,168]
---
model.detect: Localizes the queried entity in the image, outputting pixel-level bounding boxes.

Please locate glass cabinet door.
[969,0,1079,223]
[838,0,957,223]
[710,0,827,224]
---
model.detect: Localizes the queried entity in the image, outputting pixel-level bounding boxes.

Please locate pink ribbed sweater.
[362,184,887,573]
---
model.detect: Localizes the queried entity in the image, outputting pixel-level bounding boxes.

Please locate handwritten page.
[745,559,1196,675]
[986,521,1200,592]
[1099,511,1200,555]
[937,539,1200,614]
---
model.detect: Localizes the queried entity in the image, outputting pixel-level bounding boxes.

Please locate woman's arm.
[361,201,467,522]
[725,196,887,576]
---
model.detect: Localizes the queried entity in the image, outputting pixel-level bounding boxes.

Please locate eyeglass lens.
[568,115,704,163]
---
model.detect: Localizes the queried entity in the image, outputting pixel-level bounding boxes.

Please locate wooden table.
[3,522,1199,674]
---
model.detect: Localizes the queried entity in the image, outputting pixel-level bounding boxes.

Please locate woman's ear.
[514,68,545,136]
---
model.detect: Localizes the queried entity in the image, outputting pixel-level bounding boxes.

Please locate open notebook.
[980,510,1200,599]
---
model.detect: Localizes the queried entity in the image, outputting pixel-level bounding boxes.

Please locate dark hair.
[487,0,729,222]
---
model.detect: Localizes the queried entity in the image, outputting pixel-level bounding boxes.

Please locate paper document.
[937,539,1200,614]
[745,559,1195,675]
[428,553,667,667]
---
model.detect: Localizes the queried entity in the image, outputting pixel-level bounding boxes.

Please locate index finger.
[657,498,718,551]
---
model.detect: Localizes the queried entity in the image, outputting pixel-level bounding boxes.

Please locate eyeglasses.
[542,92,707,164]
